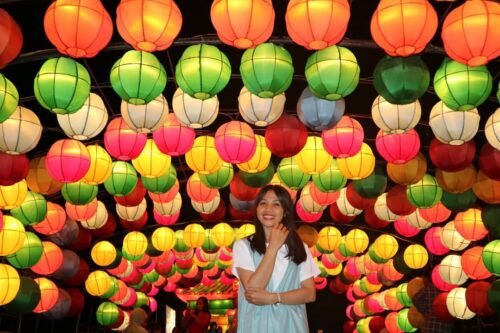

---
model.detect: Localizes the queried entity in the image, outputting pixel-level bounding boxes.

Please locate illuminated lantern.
[376,129,420,164]
[114,179,146,207]
[6,231,42,269]
[61,181,98,205]
[183,224,205,248]
[309,181,339,206]
[441,221,470,251]
[277,157,310,190]
[434,58,492,111]
[447,287,476,320]
[0,106,42,154]
[385,312,403,333]
[322,116,364,158]
[479,143,500,181]
[296,200,322,223]
[185,136,223,175]
[116,199,147,222]
[121,94,169,134]
[110,50,166,105]
[31,241,63,275]
[454,208,488,241]
[441,0,500,66]
[91,241,117,267]
[215,121,256,164]
[374,193,398,222]
[85,270,111,297]
[387,185,416,216]
[3,276,40,315]
[406,210,432,230]
[373,234,398,260]
[104,117,147,160]
[371,95,421,134]
[32,202,66,235]
[429,102,479,145]
[352,165,386,198]
[297,87,344,131]
[187,173,218,203]
[461,246,491,280]
[482,204,500,238]
[172,88,218,129]
[424,227,449,256]
[211,223,234,248]
[0,8,22,69]
[123,231,148,258]
[317,226,341,252]
[394,216,419,237]
[96,301,121,327]
[337,143,375,180]
[80,200,108,230]
[344,229,368,254]
[10,191,46,226]
[482,240,500,275]
[0,74,18,123]
[370,0,437,56]
[485,109,500,151]
[329,202,355,224]
[238,87,284,127]
[199,162,233,189]
[143,166,177,195]
[151,227,176,252]
[305,45,359,100]
[153,210,179,226]
[403,244,428,269]
[116,0,182,51]
[45,139,90,183]
[418,202,451,224]
[230,173,260,201]
[32,278,59,314]
[265,115,307,157]
[104,161,138,197]
[0,180,27,211]
[153,192,182,216]
[153,113,195,156]
[386,153,426,186]
[465,282,496,316]
[431,266,456,292]
[336,187,361,216]
[82,144,112,185]
[440,255,468,285]
[473,171,500,204]
[406,174,442,208]
[240,43,293,98]
[132,139,171,178]
[364,206,390,229]
[436,166,476,194]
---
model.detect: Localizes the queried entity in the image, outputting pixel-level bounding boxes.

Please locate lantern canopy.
[0,106,42,155]
[297,87,345,131]
[238,87,285,127]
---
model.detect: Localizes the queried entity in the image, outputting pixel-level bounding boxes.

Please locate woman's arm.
[244,277,316,305]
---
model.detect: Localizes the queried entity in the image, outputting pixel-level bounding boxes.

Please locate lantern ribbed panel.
[0,74,19,123]
[485,108,500,150]
[376,129,420,164]
[446,287,476,319]
[215,121,256,164]
[153,192,182,216]
[405,210,432,230]
[374,193,399,222]
[238,87,285,126]
[337,143,375,180]
[435,165,476,194]
[45,139,90,183]
[185,136,223,175]
[0,215,26,256]
[30,241,63,275]
[121,94,169,134]
[297,87,345,131]
[83,144,112,185]
[371,95,421,134]
[461,246,491,280]
[429,102,480,145]
[265,115,308,157]
[153,113,195,156]
[132,139,171,178]
[80,200,108,230]
[336,187,362,216]
[186,173,218,203]
[192,194,220,214]
[441,221,470,251]
[0,180,28,210]
[295,136,332,175]
[277,157,310,190]
[172,88,219,129]
[0,106,42,155]
[116,199,147,222]
[237,135,271,173]
[33,278,59,313]
[104,117,147,161]
[32,202,66,236]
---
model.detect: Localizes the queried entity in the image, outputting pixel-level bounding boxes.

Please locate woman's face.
[196,299,205,311]
[256,190,284,229]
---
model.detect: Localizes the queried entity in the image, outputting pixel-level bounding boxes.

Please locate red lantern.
[345,182,376,210]
[0,152,29,186]
[90,213,117,239]
[364,206,390,229]
[44,0,113,58]
[120,211,148,231]
[371,0,438,57]
[66,199,98,221]
[329,202,355,224]
[45,139,91,183]
[229,204,255,221]
[229,173,260,201]
[461,246,492,280]
[375,129,420,164]
[322,116,364,158]
[432,292,455,321]
[424,227,449,256]
[31,241,64,275]
[65,288,85,317]
[215,121,256,164]
[200,200,226,222]
[465,281,496,316]
[114,179,146,207]
[104,117,147,161]
[0,8,23,69]
[296,200,322,223]
[387,185,416,216]
[429,138,475,172]
[153,114,195,156]
[33,202,66,235]
[441,0,500,66]
[418,202,451,224]
[479,143,500,181]
[265,115,308,158]
[186,174,218,203]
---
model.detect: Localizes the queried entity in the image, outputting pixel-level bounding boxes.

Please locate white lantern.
[172,88,218,129]
[0,106,42,154]
[446,288,476,320]
[80,200,108,230]
[336,187,362,216]
[121,94,169,133]
[116,198,147,221]
[153,192,182,216]
[374,193,399,222]
[371,95,421,134]
[485,107,500,150]
[300,182,326,214]
[57,93,108,140]
[429,101,479,145]
[441,221,471,251]
[405,210,432,230]
[238,87,285,127]
[192,193,220,214]
[439,255,468,285]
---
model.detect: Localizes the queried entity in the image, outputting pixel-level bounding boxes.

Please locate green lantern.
[175,44,231,100]
[487,279,500,312]
[305,45,360,101]
[338,241,354,258]
[104,161,138,196]
[110,50,167,105]
[142,164,177,193]
[122,249,144,262]
[34,57,91,114]
[406,174,442,208]
[441,189,476,212]
[202,229,219,253]
[397,308,417,332]
[240,163,274,188]
[240,43,294,98]
[96,302,120,326]
[396,283,413,307]
[6,232,43,269]
[482,240,500,275]
[368,245,389,264]
[373,55,429,104]
[101,277,118,299]
[482,205,500,238]
[10,191,47,226]
[0,74,19,123]
[315,243,333,255]
[134,291,149,308]
[174,230,190,252]
[392,253,412,275]
[312,159,347,192]
[144,270,159,284]
[352,165,387,198]
[3,277,41,315]
[277,157,310,190]
[199,162,234,189]
[434,57,492,111]
[61,181,98,205]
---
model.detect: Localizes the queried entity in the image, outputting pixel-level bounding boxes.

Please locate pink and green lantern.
[104,161,138,197]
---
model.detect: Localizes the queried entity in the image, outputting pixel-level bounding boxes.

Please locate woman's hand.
[268,223,289,251]
[244,287,276,305]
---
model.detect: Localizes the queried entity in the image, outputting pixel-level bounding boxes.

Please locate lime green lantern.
[6,231,43,269]
[101,277,119,299]
[240,43,294,98]
[368,245,389,264]
[104,161,138,196]
[143,270,159,284]
[240,163,274,188]
[396,283,413,307]
[305,45,360,100]
[352,165,387,198]
[110,50,167,105]
[61,181,98,205]
[434,57,492,111]
[373,55,429,104]
[312,159,347,192]
[96,302,121,327]
[441,189,476,212]
[482,239,500,275]
[175,44,231,100]
[199,162,234,189]
[174,230,190,252]
[34,57,91,114]
[10,191,47,226]
[142,164,177,193]
[202,229,219,253]
[277,157,310,190]
[0,74,19,123]
[406,174,442,208]
[134,291,148,308]
[397,308,417,332]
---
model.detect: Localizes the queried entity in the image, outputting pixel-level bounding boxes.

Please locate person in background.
[208,322,218,333]
[232,185,321,333]
[182,296,211,333]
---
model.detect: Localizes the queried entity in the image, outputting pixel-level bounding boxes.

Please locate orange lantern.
[33,278,59,313]
[31,241,63,276]
[0,8,23,69]
[436,165,477,194]
[44,0,113,58]
[370,0,438,57]
[210,0,275,49]
[32,202,66,236]
[387,152,427,185]
[26,157,63,195]
[454,208,488,242]
[186,173,218,203]
[473,170,500,204]
[66,199,98,221]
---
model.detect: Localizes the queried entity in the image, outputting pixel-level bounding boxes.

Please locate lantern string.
[83,59,116,115]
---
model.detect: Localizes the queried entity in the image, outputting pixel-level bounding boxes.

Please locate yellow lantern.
[237,135,271,173]
[373,234,398,260]
[0,263,21,306]
[151,227,176,252]
[403,244,428,269]
[123,231,148,257]
[153,192,182,216]
[317,226,342,251]
[185,136,223,175]
[387,152,427,185]
[472,170,500,204]
[183,224,206,248]
[91,241,117,267]
[0,215,26,256]
[337,143,375,180]
[295,136,332,175]
[132,139,171,177]
[0,180,28,210]
[211,223,235,247]
[236,223,255,239]
[83,144,113,185]
[26,156,63,195]
[344,229,369,254]
[435,165,476,194]
[85,270,111,296]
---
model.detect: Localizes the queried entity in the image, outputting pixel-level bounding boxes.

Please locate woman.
[183,296,211,333]
[232,185,320,332]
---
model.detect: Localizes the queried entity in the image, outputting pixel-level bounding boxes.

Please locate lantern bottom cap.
[193,92,212,100]
[254,120,269,127]
[395,46,417,57]
[466,56,488,67]
[127,98,147,105]
[448,139,466,146]
[308,41,328,50]
[51,108,76,115]
[257,91,276,99]
[65,47,88,58]
[137,42,157,52]
[325,93,342,101]
[234,38,254,49]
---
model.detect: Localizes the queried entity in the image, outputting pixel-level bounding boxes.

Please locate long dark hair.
[249,185,306,265]
[195,296,209,314]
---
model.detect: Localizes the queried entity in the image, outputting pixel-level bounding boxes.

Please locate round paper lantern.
[185,136,223,175]
[44,0,112,58]
[6,231,42,269]
[440,255,468,286]
[183,224,206,248]
[465,281,496,316]
[45,139,90,183]
[406,174,442,208]
[364,207,390,229]
[317,226,341,252]
[0,215,25,256]
[309,181,340,206]
[336,187,361,216]
[482,240,500,276]
[371,95,421,134]
[424,227,449,256]
[104,161,138,197]
[485,109,500,151]
[172,88,219,129]
[110,50,167,105]
[176,44,230,100]
[43,288,72,320]
[432,292,454,320]
[240,43,293,98]
[322,116,364,158]
[81,144,112,185]
[297,87,344,131]
[277,157,310,190]
[3,276,41,314]
[429,102,479,145]
[0,263,20,306]
[433,58,492,111]
[370,0,437,57]
[48,218,79,247]
[397,308,416,333]
[114,179,146,207]
[447,287,476,320]
[132,139,171,178]
[436,166,476,195]
[265,114,307,158]
[96,301,121,327]
[418,201,451,224]
[31,241,63,275]
[0,106,42,154]
[386,185,416,216]
[441,221,470,251]
[473,171,500,204]
[143,167,177,196]
[337,143,376,180]
[305,45,359,100]
[429,138,475,173]
[373,234,398,260]
[296,200,322,223]
[116,199,147,222]
[32,202,66,235]
[80,200,108,230]
[211,0,274,49]
[0,74,19,123]
[237,135,271,174]
[352,165,386,198]
[10,191,46,226]
[198,162,233,189]
[215,121,256,164]
[61,181,98,206]
[153,192,182,216]
[482,204,500,238]
[116,0,182,51]
[121,94,169,134]
[454,208,488,241]
[441,0,500,66]
[186,173,218,203]
[376,129,420,164]
[403,244,428,269]
[385,311,403,333]
[211,223,234,248]
[65,288,85,317]
[479,142,500,181]
[344,229,369,254]
[51,249,81,280]
[238,87,284,127]
[85,270,111,297]
[386,152,426,186]
[104,117,148,160]
[153,113,195,156]
[405,210,432,230]
[151,227,176,252]
[461,246,491,280]
[91,241,117,267]
[394,216,419,237]
[0,179,27,210]
[123,231,148,258]
[0,8,23,69]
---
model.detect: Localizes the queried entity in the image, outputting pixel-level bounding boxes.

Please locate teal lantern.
[352,165,387,198]
[110,50,167,105]
[434,57,492,111]
[96,302,121,326]
[202,229,219,254]
[312,159,347,192]
[142,164,177,193]
[396,283,413,307]
[482,205,500,238]
[174,230,190,252]
[104,161,138,196]
[240,163,274,188]
[199,162,234,189]
[406,174,442,208]
[175,44,231,100]
[0,74,19,123]
[10,191,47,226]
[305,45,360,101]
[61,181,98,205]
[240,43,294,98]
[34,57,91,114]
[134,291,148,308]
[487,279,500,312]
[397,308,417,332]
[373,55,429,104]
[277,157,310,190]
[3,277,41,314]
[441,189,476,212]
[482,240,500,276]
[6,232,43,269]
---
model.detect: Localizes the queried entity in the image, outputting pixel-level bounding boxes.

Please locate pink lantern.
[33,202,67,235]
[45,139,90,183]
[375,129,420,164]
[418,202,451,223]
[296,200,322,223]
[431,265,457,291]
[393,216,419,237]
[424,227,450,256]
[215,121,256,164]
[104,117,147,160]
[321,116,364,158]
[153,114,195,156]
[153,210,179,226]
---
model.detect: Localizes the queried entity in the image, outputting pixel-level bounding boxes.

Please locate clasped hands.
[244,287,278,305]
